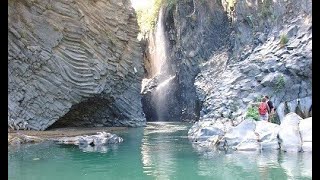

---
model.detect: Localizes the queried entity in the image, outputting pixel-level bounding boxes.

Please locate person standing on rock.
[258,97,270,121]
[265,96,275,122]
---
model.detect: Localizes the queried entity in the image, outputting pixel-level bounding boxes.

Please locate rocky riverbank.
[8,127,127,146]
[188,112,311,152]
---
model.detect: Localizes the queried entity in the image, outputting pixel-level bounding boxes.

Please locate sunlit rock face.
[255,121,280,150]
[188,113,311,152]
[194,0,312,122]
[8,0,146,130]
[278,113,302,152]
[278,113,312,152]
[299,117,312,152]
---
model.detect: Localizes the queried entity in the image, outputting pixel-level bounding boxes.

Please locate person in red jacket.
[258,97,270,121]
[265,96,275,122]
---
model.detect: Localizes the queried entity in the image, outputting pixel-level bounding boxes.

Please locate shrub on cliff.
[135,0,178,38]
[280,34,289,47]
[246,105,259,121]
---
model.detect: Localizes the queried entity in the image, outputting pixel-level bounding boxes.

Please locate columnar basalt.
[8,0,146,130]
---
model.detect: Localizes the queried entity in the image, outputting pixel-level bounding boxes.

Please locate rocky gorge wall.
[196,0,312,122]
[8,0,146,130]
[142,0,233,121]
[142,0,312,123]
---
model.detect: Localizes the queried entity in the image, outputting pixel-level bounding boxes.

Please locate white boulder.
[255,121,280,150]
[299,117,312,152]
[278,113,302,152]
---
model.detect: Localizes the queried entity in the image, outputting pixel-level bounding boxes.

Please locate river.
[8,122,312,180]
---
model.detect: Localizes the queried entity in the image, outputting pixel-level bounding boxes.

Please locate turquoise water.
[9,122,312,180]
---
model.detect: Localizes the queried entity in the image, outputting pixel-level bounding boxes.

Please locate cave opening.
[47,97,121,130]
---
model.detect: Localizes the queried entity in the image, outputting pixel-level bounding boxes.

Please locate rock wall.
[8,0,146,130]
[142,0,233,121]
[142,0,311,122]
[196,0,312,121]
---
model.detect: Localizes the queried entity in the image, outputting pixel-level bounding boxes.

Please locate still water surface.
[8,122,312,180]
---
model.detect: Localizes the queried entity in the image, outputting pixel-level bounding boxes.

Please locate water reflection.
[280,152,312,178]
[195,149,311,179]
[9,122,312,180]
[140,122,188,179]
[140,122,312,179]
[77,144,120,153]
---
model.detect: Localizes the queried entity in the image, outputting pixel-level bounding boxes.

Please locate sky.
[130,0,153,10]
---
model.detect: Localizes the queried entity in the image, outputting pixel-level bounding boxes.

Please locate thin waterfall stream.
[141,7,178,122]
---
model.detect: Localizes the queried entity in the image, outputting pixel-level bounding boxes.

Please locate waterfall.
[154,75,176,121]
[150,7,168,77]
[142,7,176,121]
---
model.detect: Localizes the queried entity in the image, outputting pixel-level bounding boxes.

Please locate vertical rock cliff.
[141,0,311,123]
[142,0,233,122]
[8,0,146,130]
[195,0,312,122]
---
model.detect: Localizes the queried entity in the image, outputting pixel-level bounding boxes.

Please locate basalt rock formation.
[142,0,311,122]
[195,0,312,122]
[8,0,146,130]
[142,0,232,122]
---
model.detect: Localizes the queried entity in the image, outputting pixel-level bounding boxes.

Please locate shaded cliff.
[8,0,146,130]
[142,0,232,121]
[141,0,311,122]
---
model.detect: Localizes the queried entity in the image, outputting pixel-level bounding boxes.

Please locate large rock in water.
[255,121,280,150]
[278,113,302,152]
[188,118,233,146]
[299,117,312,152]
[188,113,312,153]
[55,132,123,153]
[220,120,260,151]
[55,132,123,145]
[8,133,43,145]
[8,0,146,130]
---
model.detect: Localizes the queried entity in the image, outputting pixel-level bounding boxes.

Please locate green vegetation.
[274,75,285,92]
[246,105,259,121]
[260,0,273,18]
[135,0,178,38]
[246,95,280,123]
[280,34,289,47]
[246,95,263,121]
[269,114,278,124]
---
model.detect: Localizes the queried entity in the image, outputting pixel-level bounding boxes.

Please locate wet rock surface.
[54,131,123,145]
[8,133,44,146]
[8,126,127,146]
[54,131,123,153]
